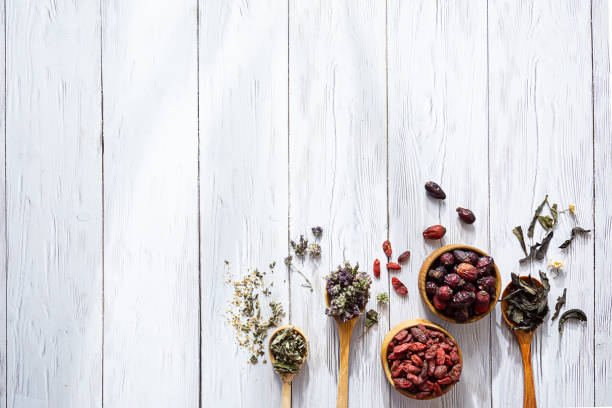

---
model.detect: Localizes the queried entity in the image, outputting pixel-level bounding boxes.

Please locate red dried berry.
[456,207,476,224]
[387,262,401,271]
[434,365,448,379]
[463,282,477,294]
[373,259,380,278]
[411,355,423,367]
[392,277,408,295]
[382,240,392,258]
[450,350,460,363]
[444,273,465,289]
[454,307,469,322]
[405,364,420,375]
[437,376,452,385]
[451,290,475,307]
[439,252,455,267]
[435,285,453,301]
[423,225,446,240]
[449,364,462,381]
[426,281,438,296]
[474,303,489,314]
[398,250,411,263]
[456,263,478,281]
[408,342,427,352]
[427,267,446,283]
[393,330,408,342]
[390,360,401,372]
[435,347,446,365]
[393,343,410,354]
[432,295,448,311]
[410,326,428,343]
[416,391,432,399]
[393,378,413,389]
[475,290,490,306]
[425,181,446,199]
[433,382,442,395]
[477,276,497,296]
[476,256,494,275]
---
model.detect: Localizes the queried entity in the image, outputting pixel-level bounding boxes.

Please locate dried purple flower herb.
[325,262,371,322]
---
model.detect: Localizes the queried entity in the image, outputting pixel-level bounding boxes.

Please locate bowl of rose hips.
[381,319,462,400]
[418,244,501,324]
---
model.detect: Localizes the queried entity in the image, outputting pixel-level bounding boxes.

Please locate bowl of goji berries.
[418,244,501,324]
[381,320,462,399]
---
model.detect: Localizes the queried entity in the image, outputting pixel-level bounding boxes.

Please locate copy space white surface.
[1,1,610,407]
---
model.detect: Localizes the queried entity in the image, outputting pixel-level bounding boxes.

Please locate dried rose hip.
[463,282,476,294]
[382,240,392,258]
[392,277,408,295]
[439,252,455,267]
[373,259,380,278]
[465,251,479,265]
[428,266,447,283]
[477,276,497,296]
[454,307,469,322]
[474,303,489,314]
[475,290,490,306]
[426,281,438,296]
[425,181,446,199]
[456,263,478,281]
[423,225,446,240]
[387,262,401,271]
[432,295,447,311]
[452,249,471,264]
[451,290,475,308]
[435,285,453,301]
[398,250,411,263]
[476,256,494,275]
[456,207,476,224]
[444,273,465,289]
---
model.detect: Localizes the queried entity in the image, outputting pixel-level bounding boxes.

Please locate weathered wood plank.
[102,0,199,406]
[592,0,612,405]
[289,1,387,407]
[488,1,594,406]
[6,0,102,406]
[199,1,289,406]
[388,1,489,407]
[0,0,5,405]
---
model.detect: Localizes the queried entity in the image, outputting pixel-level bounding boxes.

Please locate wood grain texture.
[0,0,5,406]
[5,0,102,406]
[288,1,388,407]
[102,0,199,406]
[199,1,289,406]
[387,1,490,407]
[488,1,594,407]
[592,0,612,405]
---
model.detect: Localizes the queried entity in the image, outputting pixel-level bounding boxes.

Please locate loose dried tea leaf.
[519,243,541,263]
[270,327,307,374]
[558,308,587,334]
[502,273,549,332]
[551,288,567,321]
[551,203,559,227]
[513,226,528,256]
[365,309,379,328]
[528,195,549,238]
[538,216,554,231]
[539,270,550,292]
[559,227,592,249]
[535,231,554,260]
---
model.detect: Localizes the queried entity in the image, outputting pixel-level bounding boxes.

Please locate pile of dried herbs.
[325,262,371,322]
[226,262,285,364]
[501,272,550,331]
[269,327,307,374]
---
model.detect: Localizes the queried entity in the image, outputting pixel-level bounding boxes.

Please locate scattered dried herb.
[365,309,379,328]
[288,265,312,291]
[558,308,587,334]
[325,262,371,322]
[502,272,549,332]
[528,195,549,238]
[551,288,567,321]
[537,215,554,231]
[311,226,323,238]
[513,226,528,256]
[270,327,307,374]
[377,292,390,304]
[550,203,559,227]
[307,243,321,258]
[519,243,540,263]
[535,231,554,260]
[291,235,309,258]
[559,227,591,249]
[226,266,285,364]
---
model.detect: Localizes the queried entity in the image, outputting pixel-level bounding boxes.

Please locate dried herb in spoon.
[558,308,587,334]
[551,288,566,321]
[270,327,307,374]
[502,272,550,332]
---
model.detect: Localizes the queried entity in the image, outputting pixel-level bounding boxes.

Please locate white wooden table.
[1,0,611,407]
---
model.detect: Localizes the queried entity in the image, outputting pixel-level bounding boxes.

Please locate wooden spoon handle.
[336,323,353,408]
[518,340,537,408]
[281,380,291,408]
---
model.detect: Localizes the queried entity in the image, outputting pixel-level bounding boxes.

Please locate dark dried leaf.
[535,231,554,260]
[513,226,528,256]
[551,288,567,321]
[558,308,587,334]
[559,227,592,249]
[538,216,554,231]
[550,204,559,227]
[365,309,379,328]
[528,195,549,238]
[519,243,541,263]
[539,270,550,292]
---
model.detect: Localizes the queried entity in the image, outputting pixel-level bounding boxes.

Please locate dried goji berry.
[435,347,446,366]
[390,360,401,372]
[386,262,401,271]
[393,343,410,354]
[433,382,442,395]
[393,330,408,342]
[405,364,420,375]
[408,342,427,352]
[398,250,411,263]
[382,240,392,258]
[437,376,452,385]
[393,378,412,389]
[411,354,423,367]
[415,391,431,399]
[434,365,448,379]
[392,277,408,295]
[373,258,380,278]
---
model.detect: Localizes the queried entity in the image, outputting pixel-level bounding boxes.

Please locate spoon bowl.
[268,325,309,408]
[501,276,543,408]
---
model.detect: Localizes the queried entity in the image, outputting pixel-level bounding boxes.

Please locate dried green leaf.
[559,227,592,249]
[365,309,379,328]
[539,270,550,292]
[558,308,587,334]
[551,288,567,321]
[551,204,559,227]
[528,195,549,238]
[538,216,554,231]
[519,243,541,263]
[535,231,554,260]
[513,226,528,256]
[377,292,390,304]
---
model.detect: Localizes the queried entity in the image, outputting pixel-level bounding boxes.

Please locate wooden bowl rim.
[380,319,463,400]
[418,244,502,324]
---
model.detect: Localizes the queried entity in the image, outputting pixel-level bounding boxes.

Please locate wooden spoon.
[325,286,363,408]
[500,277,543,408]
[268,325,309,408]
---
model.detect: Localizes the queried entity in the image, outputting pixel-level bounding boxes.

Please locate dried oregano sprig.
[325,262,371,322]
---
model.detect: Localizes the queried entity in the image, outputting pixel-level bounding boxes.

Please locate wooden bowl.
[418,244,501,324]
[380,319,463,400]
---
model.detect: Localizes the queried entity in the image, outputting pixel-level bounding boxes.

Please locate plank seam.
[99,0,105,406]
[287,0,292,327]
[589,1,596,404]
[486,1,492,407]
[2,0,6,404]
[196,0,202,407]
